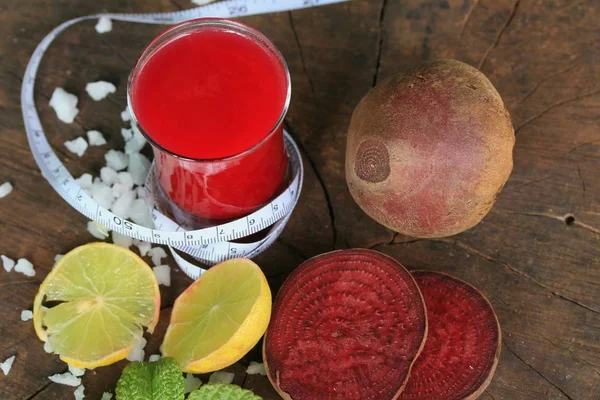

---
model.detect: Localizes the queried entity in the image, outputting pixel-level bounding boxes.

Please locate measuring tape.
[21,0,347,277]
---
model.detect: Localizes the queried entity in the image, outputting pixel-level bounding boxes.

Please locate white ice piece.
[0,182,13,198]
[185,373,203,393]
[87,221,109,239]
[125,128,147,154]
[74,385,85,400]
[100,167,118,185]
[117,172,134,188]
[75,174,93,189]
[134,240,152,257]
[246,362,267,376]
[136,186,146,200]
[21,310,33,321]
[54,254,64,263]
[208,371,234,384]
[64,137,88,157]
[87,130,107,146]
[101,393,113,400]
[68,365,86,377]
[148,354,161,362]
[49,88,79,123]
[49,372,81,386]
[1,255,15,272]
[121,108,131,122]
[121,128,133,142]
[129,199,153,227]
[192,0,217,5]
[153,265,171,287]
[112,231,133,249]
[128,153,151,186]
[149,247,167,267]
[111,189,135,219]
[105,150,129,171]
[95,16,112,34]
[92,184,114,210]
[14,258,35,277]
[126,336,147,362]
[1,355,15,376]
[44,341,54,353]
[86,81,116,101]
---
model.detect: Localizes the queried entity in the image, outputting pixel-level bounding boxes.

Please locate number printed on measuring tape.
[20,0,349,275]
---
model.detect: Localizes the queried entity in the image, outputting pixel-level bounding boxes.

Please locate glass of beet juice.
[128,18,290,228]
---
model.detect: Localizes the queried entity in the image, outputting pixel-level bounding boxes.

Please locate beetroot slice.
[263,249,427,400]
[401,271,501,400]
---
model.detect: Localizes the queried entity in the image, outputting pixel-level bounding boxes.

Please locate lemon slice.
[33,242,160,368]
[162,259,271,373]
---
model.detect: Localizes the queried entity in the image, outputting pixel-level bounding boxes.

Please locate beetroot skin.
[263,249,427,400]
[345,59,515,238]
[402,271,501,400]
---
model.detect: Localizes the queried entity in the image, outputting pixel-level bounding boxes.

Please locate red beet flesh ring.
[263,249,427,400]
[401,271,501,400]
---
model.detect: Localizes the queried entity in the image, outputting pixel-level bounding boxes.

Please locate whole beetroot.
[346,59,514,238]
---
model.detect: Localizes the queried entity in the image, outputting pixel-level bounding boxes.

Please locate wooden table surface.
[1,0,599,398]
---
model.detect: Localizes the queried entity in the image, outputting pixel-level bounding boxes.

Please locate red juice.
[129,19,290,224]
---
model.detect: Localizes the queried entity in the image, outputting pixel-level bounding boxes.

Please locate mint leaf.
[116,358,184,400]
[188,383,262,400]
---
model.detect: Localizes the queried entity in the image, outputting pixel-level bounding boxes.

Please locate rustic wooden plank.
[1,0,599,398]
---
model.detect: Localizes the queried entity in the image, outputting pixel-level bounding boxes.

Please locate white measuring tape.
[21,0,347,277]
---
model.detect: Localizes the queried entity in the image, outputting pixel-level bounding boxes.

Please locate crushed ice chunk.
[95,16,112,34]
[54,254,64,263]
[1,355,15,376]
[136,186,146,200]
[44,341,54,353]
[86,81,116,101]
[105,150,129,171]
[76,174,93,189]
[87,221,109,239]
[126,336,146,362]
[100,167,118,185]
[185,373,202,393]
[129,199,153,227]
[208,371,234,384]
[246,362,266,376]
[125,128,147,154]
[149,247,167,266]
[111,190,135,219]
[68,365,86,377]
[134,240,152,257]
[14,258,35,277]
[21,310,33,321]
[74,384,85,400]
[64,137,88,157]
[0,182,13,198]
[121,108,131,122]
[49,371,81,386]
[148,354,161,362]
[101,392,113,400]
[49,88,79,123]
[153,265,171,287]
[128,153,151,186]
[117,172,134,188]
[87,130,107,146]
[121,128,133,142]
[1,255,15,272]
[92,184,114,210]
[112,231,133,249]
[192,0,217,5]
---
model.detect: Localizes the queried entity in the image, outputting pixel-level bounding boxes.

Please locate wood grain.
[1,0,599,398]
